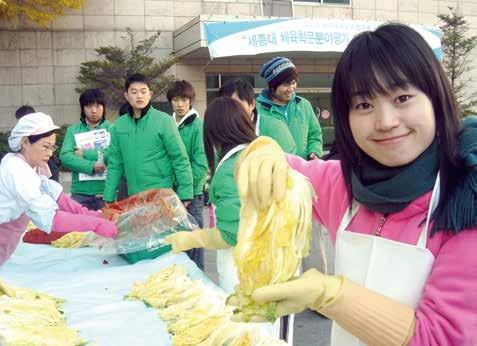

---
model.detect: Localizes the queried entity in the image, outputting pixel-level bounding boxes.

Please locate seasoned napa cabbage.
[230,140,315,322]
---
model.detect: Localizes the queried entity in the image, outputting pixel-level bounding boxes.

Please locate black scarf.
[351,139,439,214]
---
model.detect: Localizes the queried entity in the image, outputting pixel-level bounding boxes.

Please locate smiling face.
[21,133,57,168]
[124,82,152,115]
[272,80,297,105]
[349,84,436,167]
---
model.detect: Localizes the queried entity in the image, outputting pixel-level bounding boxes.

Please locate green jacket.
[256,91,323,159]
[209,147,245,246]
[174,109,208,196]
[60,118,111,196]
[103,104,193,202]
[256,112,296,154]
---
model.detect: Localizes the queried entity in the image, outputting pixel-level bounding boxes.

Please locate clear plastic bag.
[89,189,198,255]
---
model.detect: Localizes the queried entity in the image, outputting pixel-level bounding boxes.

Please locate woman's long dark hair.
[203,97,257,176]
[331,23,462,230]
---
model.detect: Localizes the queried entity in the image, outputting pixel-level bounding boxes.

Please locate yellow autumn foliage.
[0,0,84,27]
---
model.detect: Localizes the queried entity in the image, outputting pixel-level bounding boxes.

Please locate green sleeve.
[214,196,240,246]
[103,125,123,202]
[190,122,208,195]
[162,116,193,200]
[305,103,323,157]
[83,149,98,161]
[83,148,110,165]
[59,126,95,175]
[211,167,240,246]
[209,159,240,246]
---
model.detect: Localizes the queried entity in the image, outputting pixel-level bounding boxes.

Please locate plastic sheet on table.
[88,189,198,255]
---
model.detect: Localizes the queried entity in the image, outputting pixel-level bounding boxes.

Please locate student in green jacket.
[257,57,323,159]
[167,80,208,227]
[103,73,193,204]
[60,89,111,210]
[167,80,208,270]
[164,97,256,293]
[218,78,296,154]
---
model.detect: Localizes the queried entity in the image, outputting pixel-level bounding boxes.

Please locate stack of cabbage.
[229,144,315,322]
[0,280,84,346]
[126,264,286,346]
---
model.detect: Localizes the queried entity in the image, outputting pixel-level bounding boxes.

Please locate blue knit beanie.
[260,57,296,84]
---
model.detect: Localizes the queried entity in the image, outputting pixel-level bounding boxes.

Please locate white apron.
[331,175,439,346]
[214,144,284,342]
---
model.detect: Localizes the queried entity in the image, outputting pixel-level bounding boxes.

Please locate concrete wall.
[0,0,476,130]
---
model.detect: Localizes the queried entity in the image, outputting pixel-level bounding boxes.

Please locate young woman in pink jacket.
[236,23,477,345]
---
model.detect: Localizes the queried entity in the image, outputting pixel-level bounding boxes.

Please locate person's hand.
[93,161,106,173]
[236,137,289,210]
[308,152,319,160]
[182,200,191,208]
[163,228,230,253]
[75,148,83,157]
[251,269,344,317]
[93,219,118,238]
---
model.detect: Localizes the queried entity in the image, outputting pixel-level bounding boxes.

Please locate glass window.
[206,91,220,104]
[297,92,333,126]
[323,0,350,4]
[222,74,255,87]
[297,0,350,3]
[298,74,333,88]
[206,74,219,89]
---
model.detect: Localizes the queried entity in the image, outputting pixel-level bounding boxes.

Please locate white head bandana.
[8,112,60,152]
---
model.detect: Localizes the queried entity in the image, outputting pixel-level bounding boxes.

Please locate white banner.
[204,18,442,59]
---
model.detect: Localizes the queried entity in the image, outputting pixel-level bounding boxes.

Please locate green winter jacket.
[60,118,111,196]
[256,91,323,159]
[174,109,208,196]
[103,104,193,202]
[256,112,296,154]
[209,148,246,246]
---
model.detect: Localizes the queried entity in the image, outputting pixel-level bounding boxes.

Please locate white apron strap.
[337,200,360,235]
[216,144,248,171]
[418,173,440,249]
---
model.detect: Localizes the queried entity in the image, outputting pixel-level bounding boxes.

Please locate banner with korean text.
[204,18,442,59]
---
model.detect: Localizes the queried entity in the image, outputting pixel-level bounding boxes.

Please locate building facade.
[0,0,476,132]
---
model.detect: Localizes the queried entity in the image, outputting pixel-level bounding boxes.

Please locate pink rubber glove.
[56,193,102,217]
[52,210,117,238]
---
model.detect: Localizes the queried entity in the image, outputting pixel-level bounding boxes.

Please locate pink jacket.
[287,156,477,346]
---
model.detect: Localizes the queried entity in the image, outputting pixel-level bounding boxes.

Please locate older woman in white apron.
[235,23,477,345]
[0,112,118,265]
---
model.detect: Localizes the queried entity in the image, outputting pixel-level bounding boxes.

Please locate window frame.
[293,0,351,5]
